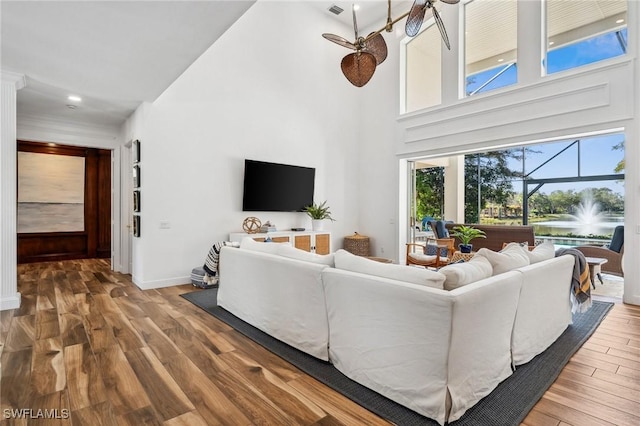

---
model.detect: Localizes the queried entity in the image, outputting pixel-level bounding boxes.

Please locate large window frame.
[400,0,631,113]
[400,17,442,113]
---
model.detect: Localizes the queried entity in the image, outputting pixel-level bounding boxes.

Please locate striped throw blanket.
[556,248,592,313]
[203,241,240,284]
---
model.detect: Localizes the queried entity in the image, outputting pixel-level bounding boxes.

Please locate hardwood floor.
[1,259,638,425]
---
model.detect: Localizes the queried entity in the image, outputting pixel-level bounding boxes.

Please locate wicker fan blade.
[432,6,451,50]
[365,32,388,65]
[406,0,428,37]
[341,52,377,87]
[440,0,460,4]
[322,33,357,50]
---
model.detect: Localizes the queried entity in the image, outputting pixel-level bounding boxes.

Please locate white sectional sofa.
[217,240,332,360]
[217,238,575,425]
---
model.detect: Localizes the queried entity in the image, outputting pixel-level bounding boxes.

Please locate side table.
[585,257,607,289]
[450,251,476,263]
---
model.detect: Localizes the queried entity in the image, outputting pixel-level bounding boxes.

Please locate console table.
[229,230,331,255]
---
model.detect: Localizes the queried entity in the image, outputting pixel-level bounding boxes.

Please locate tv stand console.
[229,231,331,255]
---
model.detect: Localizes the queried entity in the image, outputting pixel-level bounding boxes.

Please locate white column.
[1,71,25,311]
[517,0,543,84]
[623,0,639,306]
[444,155,465,222]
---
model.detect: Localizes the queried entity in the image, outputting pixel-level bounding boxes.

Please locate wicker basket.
[344,232,370,256]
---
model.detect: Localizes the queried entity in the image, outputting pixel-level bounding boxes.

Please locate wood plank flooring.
[1,259,638,425]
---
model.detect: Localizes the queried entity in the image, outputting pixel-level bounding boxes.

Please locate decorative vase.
[459,244,473,253]
[312,219,324,231]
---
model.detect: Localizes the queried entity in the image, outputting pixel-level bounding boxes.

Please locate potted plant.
[304,200,335,231]
[450,225,486,253]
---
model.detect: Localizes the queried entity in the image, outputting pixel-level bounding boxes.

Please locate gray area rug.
[182,289,613,425]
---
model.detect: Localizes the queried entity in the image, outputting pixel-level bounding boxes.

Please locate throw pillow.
[334,249,445,289]
[439,256,493,290]
[277,244,334,266]
[425,244,448,257]
[475,244,530,275]
[523,241,555,264]
[240,236,290,254]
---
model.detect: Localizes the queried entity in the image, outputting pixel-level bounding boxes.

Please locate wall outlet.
[380,247,385,254]
[159,221,171,229]
[637,225,640,234]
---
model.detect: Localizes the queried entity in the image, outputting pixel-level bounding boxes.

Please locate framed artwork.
[133,215,140,237]
[17,151,85,233]
[132,139,140,163]
[133,165,140,188]
[133,190,140,212]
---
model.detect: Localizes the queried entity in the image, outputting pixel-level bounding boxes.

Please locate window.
[546,0,628,75]
[405,23,442,112]
[465,0,517,96]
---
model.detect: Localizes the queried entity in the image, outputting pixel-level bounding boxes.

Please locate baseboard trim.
[132,275,190,290]
[0,293,21,311]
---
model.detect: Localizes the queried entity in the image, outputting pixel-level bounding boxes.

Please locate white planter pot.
[312,219,324,231]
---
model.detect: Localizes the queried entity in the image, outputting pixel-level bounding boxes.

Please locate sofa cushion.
[240,236,290,254]
[334,249,445,289]
[476,244,530,275]
[277,244,335,266]
[439,256,493,290]
[522,241,555,264]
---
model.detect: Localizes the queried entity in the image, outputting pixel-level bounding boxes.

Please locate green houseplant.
[305,200,335,231]
[450,225,486,253]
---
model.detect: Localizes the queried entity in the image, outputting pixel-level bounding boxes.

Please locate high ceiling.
[6,1,624,132]
[1,0,255,129]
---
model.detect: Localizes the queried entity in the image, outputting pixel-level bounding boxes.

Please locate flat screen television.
[242,159,315,212]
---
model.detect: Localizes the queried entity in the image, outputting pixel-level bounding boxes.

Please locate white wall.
[359,1,640,304]
[122,2,361,288]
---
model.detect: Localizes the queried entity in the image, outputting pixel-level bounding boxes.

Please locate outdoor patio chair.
[406,238,455,269]
[575,225,624,277]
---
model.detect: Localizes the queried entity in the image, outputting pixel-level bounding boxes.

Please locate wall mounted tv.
[242,159,315,212]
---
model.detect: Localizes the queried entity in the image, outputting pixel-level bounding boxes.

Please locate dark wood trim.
[97,150,112,259]
[17,140,87,157]
[85,149,98,258]
[17,141,112,263]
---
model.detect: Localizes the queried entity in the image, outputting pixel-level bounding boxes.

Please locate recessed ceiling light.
[549,41,555,46]
[616,19,624,24]
[67,95,82,102]
[497,58,504,62]
[353,4,360,11]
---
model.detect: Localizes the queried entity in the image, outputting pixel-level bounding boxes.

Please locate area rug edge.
[181,289,613,425]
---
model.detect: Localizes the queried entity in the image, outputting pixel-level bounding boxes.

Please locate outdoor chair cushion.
[608,225,624,253]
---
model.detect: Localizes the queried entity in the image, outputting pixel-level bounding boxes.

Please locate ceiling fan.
[322,0,459,87]
[322,5,389,87]
[406,0,459,50]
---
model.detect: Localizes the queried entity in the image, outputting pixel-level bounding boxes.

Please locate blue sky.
[467,27,627,195]
[505,133,625,195]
